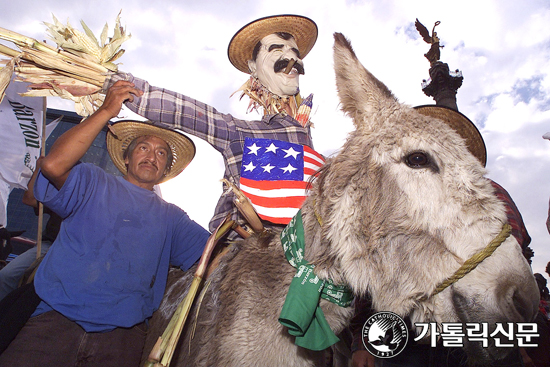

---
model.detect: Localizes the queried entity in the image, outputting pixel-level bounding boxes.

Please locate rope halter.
[423,223,512,300]
[311,201,512,302]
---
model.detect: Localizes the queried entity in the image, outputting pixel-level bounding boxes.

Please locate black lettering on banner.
[8,99,40,149]
[19,123,38,132]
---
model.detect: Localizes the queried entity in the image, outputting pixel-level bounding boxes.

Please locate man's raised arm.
[40,81,143,189]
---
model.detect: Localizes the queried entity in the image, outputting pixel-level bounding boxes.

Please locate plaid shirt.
[105,73,314,236]
[489,181,531,251]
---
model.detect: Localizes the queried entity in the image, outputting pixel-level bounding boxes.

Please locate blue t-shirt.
[33,163,209,332]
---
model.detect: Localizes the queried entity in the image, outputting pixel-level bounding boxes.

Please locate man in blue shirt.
[0,80,210,367]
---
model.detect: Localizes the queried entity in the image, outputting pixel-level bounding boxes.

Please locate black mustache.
[274,59,305,75]
[139,161,158,170]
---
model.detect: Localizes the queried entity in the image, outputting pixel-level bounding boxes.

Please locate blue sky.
[2,0,550,275]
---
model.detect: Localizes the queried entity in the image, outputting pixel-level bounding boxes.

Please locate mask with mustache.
[274,59,305,75]
[247,34,304,97]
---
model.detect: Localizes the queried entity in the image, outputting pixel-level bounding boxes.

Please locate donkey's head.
[303,33,539,363]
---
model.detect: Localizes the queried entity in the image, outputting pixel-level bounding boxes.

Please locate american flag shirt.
[240,137,325,224]
[105,72,315,237]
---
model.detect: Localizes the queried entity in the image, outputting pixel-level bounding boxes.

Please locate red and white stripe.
[240,146,325,224]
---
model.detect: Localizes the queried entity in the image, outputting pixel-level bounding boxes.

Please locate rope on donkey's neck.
[424,223,512,300]
[311,200,512,302]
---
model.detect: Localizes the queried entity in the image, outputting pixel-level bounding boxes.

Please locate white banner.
[0,180,10,227]
[0,81,45,226]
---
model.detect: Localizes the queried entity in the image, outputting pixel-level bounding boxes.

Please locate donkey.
[143,33,539,366]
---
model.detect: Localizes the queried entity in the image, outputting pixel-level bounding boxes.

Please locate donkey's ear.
[333,33,398,129]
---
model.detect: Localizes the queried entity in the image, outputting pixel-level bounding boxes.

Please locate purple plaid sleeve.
[105,72,234,154]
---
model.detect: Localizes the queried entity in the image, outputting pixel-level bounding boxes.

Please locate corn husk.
[0,55,19,104]
[0,12,130,116]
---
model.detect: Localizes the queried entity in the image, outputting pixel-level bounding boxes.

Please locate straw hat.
[228,14,318,74]
[106,120,195,183]
[414,105,487,166]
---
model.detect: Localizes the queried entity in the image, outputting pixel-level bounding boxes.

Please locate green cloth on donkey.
[278,210,354,351]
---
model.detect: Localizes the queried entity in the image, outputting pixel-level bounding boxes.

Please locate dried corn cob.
[294,93,313,127]
[0,12,130,116]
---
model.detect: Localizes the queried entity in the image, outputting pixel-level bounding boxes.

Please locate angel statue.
[415,18,444,66]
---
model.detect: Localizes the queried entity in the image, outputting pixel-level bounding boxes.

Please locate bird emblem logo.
[362,312,409,358]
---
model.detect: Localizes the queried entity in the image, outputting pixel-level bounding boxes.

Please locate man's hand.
[352,350,376,367]
[40,80,144,189]
[97,80,143,120]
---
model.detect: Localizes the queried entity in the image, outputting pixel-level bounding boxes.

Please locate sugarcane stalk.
[36,67,104,87]
[144,217,234,367]
[12,65,56,74]
[189,278,212,353]
[39,43,111,73]
[159,276,201,366]
[142,301,183,367]
[143,338,163,367]
[1,46,105,88]
[0,43,20,58]
[0,26,58,56]
[23,37,111,74]
[0,26,109,75]
[0,14,131,117]
[0,46,107,77]
[0,30,105,87]
[20,49,104,82]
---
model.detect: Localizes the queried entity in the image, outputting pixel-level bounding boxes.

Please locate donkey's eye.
[406,152,429,167]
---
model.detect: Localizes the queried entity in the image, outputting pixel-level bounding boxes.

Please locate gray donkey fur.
[142,33,539,366]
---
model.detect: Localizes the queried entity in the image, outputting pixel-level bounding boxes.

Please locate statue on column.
[415,19,462,110]
[415,18,444,66]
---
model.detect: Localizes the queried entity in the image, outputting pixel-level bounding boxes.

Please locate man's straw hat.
[228,14,318,74]
[415,105,487,166]
[106,120,195,183]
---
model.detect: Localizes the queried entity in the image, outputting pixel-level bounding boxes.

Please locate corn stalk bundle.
[0,12,130,116]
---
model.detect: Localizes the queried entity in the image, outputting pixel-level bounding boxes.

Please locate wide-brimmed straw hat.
[414,105,487,166]
[106,120,195,183]
[228,14,318,74]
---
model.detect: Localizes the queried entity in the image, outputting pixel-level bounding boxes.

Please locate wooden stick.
[35,97,47,259]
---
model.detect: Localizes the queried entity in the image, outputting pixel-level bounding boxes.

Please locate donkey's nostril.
[512,287,538,322]
[512,289,528,318]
